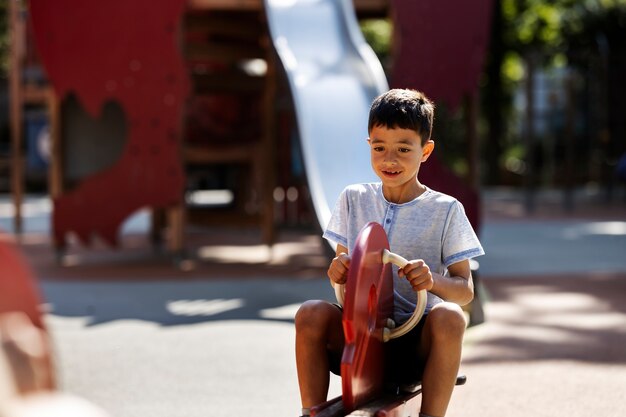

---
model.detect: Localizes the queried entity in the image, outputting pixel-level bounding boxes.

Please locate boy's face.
[368,125,434,194]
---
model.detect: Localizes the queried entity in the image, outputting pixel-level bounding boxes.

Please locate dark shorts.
[328,304,427,385]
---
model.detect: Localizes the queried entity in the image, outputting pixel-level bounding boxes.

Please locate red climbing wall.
[391,0,492,112]
[390,0,493,231]
[28,1,190,246]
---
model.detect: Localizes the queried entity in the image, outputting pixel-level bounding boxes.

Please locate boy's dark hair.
[368,89,435,144]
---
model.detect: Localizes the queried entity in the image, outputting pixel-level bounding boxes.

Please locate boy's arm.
[328,244,350,285]
[431,259,474,306]
[400,259,474,306]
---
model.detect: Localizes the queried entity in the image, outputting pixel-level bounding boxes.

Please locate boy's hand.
[398,260,433,292]
[328,253,350,285]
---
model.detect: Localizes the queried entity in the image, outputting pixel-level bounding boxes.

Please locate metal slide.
[265,0,388,239]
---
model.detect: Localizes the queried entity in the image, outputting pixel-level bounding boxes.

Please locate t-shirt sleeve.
[441,200,485,267]
[322,189,349,248]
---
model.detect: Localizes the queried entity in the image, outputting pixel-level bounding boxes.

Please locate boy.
[295,89,484,417]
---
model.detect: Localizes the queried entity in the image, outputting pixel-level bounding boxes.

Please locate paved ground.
[449,273,626,417]
[2,187,626,416]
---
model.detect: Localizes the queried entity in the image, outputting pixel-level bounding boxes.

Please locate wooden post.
[167,90,187,259]
[47,93,63,199]
[167,204,185,257]
[261,16,276,247]
[524,51,537,214]
[562,72,575,212]
[9,0,24,234]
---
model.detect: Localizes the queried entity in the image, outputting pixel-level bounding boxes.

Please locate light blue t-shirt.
[323,183,484,324]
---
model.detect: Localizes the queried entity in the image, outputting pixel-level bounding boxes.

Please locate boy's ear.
[421,140,435,162]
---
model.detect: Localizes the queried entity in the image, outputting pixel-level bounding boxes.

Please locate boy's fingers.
[337,253,350,267]
[399,260,433,292]
[328,254,350,284]
[335,257,349,272]
[329,269,347,284]
[409,275,432,289]
[399,260,426,277]
[407,271,433,291]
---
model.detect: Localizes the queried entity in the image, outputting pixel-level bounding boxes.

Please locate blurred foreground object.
[0,234,111,417]
[0,392,110,417]
[0,234,55,390]
[0,313,54,396]
[0,235,49,332]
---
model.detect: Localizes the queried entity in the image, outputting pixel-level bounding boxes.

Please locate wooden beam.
[192,73,265,93]
[9,0,24,234]
[188,0,261,11]
[185,42,266,63]
[187,0,389,15]
[183,144,259,164]
[185,13,263,38]
[48,93,62,199]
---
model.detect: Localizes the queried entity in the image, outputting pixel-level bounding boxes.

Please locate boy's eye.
[399,148,411,153]
[373,146,384,152]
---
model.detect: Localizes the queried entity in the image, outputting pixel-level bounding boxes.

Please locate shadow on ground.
[465,273,626,365]
[21,228,330,281]
[40,278,333,327]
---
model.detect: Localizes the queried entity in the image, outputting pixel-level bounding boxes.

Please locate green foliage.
[502,0,626,60]
[502,51,524,82]
[359,18,392,62]
[502,0,571,53]
[561,0,626,61]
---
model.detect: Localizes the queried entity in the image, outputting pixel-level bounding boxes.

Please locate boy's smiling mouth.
[381,170,402,177]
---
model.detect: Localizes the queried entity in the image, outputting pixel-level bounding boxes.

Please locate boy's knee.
[295,300,338,335]
[427,303,467,341]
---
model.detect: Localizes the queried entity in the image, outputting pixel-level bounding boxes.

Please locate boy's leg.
[418,302,467,417]
[294,300,344,409]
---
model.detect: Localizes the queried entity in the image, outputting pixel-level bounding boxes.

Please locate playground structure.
[8,0,492,257]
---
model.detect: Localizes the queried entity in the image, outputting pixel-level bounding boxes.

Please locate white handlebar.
[334,249,427,342]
